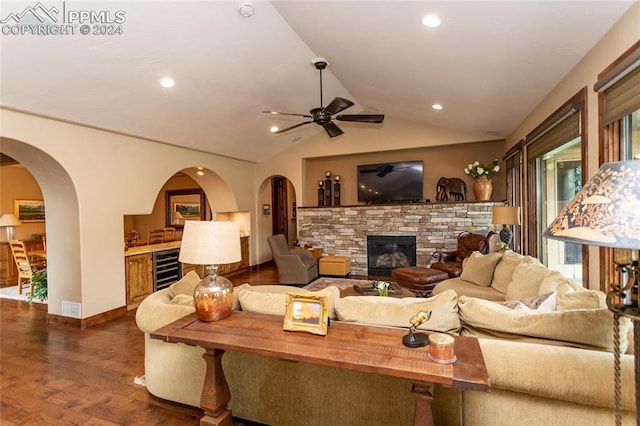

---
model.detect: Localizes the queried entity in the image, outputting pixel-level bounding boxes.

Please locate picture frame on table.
[14,199,45,222]
[283,293,329,336]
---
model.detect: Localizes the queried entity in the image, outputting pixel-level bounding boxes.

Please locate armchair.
[431,231,499,278]
[267,234,319,285]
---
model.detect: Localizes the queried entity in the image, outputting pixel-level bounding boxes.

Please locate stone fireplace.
[297,201,503,276]
[367,235,416,276]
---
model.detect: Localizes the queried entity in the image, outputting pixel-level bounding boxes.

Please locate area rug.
[0,285,27,301]
[303,277,374,292]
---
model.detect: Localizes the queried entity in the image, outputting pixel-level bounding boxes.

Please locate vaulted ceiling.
[0,1,635,162]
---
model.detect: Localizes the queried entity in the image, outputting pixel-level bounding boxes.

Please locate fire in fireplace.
[367,235,417,276]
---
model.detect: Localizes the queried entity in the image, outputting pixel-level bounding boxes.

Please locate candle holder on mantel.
[333,175,341,206]
[324,171,332,206]
[317,180,325,207]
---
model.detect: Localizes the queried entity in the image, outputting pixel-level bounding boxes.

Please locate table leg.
[200,348,232,426]
[411,381,435,426]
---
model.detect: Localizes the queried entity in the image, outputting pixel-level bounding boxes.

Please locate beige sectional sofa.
[136,262,637,425]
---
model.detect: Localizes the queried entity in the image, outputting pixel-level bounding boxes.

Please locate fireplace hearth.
[367,235,416,276]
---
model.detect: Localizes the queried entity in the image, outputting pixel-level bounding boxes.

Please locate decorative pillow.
[168,270,201,299]
[505,262,558,301]
[459,251,502,287]
[490,252,537,294]
[501,292,557,312]
[537,275,605,310]
[334,289,460,334]
[237,285,340,319]
[458,295,630,352]
[170,294,195,306]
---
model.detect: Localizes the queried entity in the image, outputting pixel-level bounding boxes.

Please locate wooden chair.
[9,240,37,295]
[147,229,165,245]
[162,227,176,242]
[125,230,140,247]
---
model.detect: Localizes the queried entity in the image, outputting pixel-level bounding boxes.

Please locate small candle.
[428,333,455,364]
[325,171,332,178]
[334,175,341,182]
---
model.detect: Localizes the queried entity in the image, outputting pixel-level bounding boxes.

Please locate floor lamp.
[543,160,639,426]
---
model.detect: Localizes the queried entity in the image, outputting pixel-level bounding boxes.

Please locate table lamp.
[0,214,21,242]
[543,160,639,426]
[491,206,521,245]
[178,221,241,322]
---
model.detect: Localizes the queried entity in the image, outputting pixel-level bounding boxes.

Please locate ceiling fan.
[263,58,384,138]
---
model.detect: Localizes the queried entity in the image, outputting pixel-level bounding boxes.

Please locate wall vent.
[62,301,81,318]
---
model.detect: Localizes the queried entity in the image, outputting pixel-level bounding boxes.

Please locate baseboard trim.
[47,305,128,329]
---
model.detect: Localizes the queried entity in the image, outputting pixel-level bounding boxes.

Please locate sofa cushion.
[505,262,558,301]
[334,289,460,334]
[537,274,606,310]
[433,277,506,301]
[458,296,631,352]
[237,285,340,319]
[490,252,537,294]
[170,294,195,306]
[459,251,502,287]
[168,270,201,298]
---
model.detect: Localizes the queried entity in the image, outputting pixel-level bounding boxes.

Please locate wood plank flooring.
[0,262,281,426]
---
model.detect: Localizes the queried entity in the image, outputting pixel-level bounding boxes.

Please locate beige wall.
[0,164,45,240]
[305,140,505,206]
[504,2,640,289]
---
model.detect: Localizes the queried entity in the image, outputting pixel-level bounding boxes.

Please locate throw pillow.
[458,296,631,352]
[334,289,460,334]
[490,252,537,294]
[237,285,340,319]
[500,292,557,312]
[505,262,558,301]
[537,275,605,310]
[168,270,201,299]
[170,294,195,306]
[459,251,502,287]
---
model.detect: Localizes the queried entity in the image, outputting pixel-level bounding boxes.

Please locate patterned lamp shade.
[543,160,640,250]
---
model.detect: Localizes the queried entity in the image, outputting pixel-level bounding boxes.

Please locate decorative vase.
[473,176,493,201]
[193,270,233,321]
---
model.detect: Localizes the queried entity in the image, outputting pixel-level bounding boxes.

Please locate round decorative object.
[193,274,234,322]
[428,333,456,364]
[473,176,493,201]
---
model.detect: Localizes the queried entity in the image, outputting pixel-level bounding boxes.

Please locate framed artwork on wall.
[14,199,45,222]
[165,189,206,228]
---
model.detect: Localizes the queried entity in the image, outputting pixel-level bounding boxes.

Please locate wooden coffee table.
[151,311,490,426]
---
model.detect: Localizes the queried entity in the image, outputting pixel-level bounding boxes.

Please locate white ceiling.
[0,1,635,163]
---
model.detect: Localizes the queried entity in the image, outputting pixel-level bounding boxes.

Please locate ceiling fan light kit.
[264,58,384,138]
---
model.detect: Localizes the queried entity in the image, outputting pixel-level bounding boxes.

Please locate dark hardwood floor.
[0,262,282,426]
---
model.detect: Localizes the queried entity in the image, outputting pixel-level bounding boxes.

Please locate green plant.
[372,280,390,297]
[464,159,500,178]
[27,268,47,304]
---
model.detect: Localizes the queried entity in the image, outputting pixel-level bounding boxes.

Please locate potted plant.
[27,268,47,304]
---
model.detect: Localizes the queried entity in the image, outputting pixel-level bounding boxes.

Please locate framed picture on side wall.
[15,199,45,222]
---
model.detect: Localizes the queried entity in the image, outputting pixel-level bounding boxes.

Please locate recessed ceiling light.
[239,2,254,17]
[421,15,441,28]
[270,126,279,133]
[160,77,175,88]
[432,103,443,110]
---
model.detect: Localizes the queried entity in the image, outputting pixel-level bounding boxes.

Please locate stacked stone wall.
[297,202,503,276]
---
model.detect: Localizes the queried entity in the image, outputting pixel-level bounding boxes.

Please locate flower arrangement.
[464,159,500,179]
[372,280,390,297]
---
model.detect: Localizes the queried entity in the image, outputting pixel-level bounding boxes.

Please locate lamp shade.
[543,160,640,249]
[178,221,241,265]
[492,206,521,225]
[0,214,21,227]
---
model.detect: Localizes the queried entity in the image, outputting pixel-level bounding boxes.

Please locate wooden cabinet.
[217,236,250,276]
[125,253,153,310]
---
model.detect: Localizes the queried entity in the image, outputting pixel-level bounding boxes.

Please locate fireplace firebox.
[367,235,416,276]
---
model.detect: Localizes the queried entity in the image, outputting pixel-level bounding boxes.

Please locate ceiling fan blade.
[324,97,354,115]
[336,114,385,123]
[263,111,313,118]
[273,121,313,134]
[320,121,344,138]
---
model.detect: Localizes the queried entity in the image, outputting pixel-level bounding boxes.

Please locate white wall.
[1,108,255,318]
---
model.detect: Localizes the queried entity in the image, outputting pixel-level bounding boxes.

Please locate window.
[514,89,588,285]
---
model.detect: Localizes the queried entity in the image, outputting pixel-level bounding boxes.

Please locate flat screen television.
[357,160,424,204]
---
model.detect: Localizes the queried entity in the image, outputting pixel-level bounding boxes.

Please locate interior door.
[271,177,288,242]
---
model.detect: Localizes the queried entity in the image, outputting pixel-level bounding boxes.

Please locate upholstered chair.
[267,234,319,285]
[431,231,499,278]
